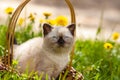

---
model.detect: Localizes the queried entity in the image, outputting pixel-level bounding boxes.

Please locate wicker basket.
[1,0,84,80]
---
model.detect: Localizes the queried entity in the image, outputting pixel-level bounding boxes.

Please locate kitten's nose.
[57,37,65,46]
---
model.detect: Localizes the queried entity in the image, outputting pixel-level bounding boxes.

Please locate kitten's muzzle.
[57,37,65,46]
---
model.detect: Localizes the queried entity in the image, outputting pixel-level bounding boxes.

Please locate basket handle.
[6,0,31,66]
[65,0,76,68]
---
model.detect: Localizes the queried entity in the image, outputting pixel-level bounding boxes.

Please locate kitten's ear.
[67,24,76,36]
[43,23,53,36]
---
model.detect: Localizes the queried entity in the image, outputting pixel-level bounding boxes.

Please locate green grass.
[0,25,7,47]
[0,24,120,80]
[0,25,7,57]
[15,23,42,44]
[74,39,120,80]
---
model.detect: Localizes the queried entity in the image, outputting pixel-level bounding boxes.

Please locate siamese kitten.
[13,23,75,80]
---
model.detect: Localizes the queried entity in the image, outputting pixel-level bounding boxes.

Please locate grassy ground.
[74,39,120,80]
[0,24,120,80]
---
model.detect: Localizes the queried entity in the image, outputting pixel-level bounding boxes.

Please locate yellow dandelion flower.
[55,16,68,26]
[43,12,51,19]
[5,7,14,15]
[104,42,113,49]
[18,18,24,26]
[46,19,56,26]
[112,32,119,40]
[28,13,35,22]
[39,19,46,23]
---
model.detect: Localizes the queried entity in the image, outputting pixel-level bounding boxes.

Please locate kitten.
[13,23,75,80]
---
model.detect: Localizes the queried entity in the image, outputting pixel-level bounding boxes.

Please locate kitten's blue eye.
[63,36,71,42]
[51,36,58,42]
[52,36,58,39]
[64,36,69,38]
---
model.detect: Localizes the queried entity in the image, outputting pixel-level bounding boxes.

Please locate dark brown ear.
[67,24,75,36]
[43,23,53,36]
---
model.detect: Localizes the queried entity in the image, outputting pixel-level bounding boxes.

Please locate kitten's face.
[43,23,75,52]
